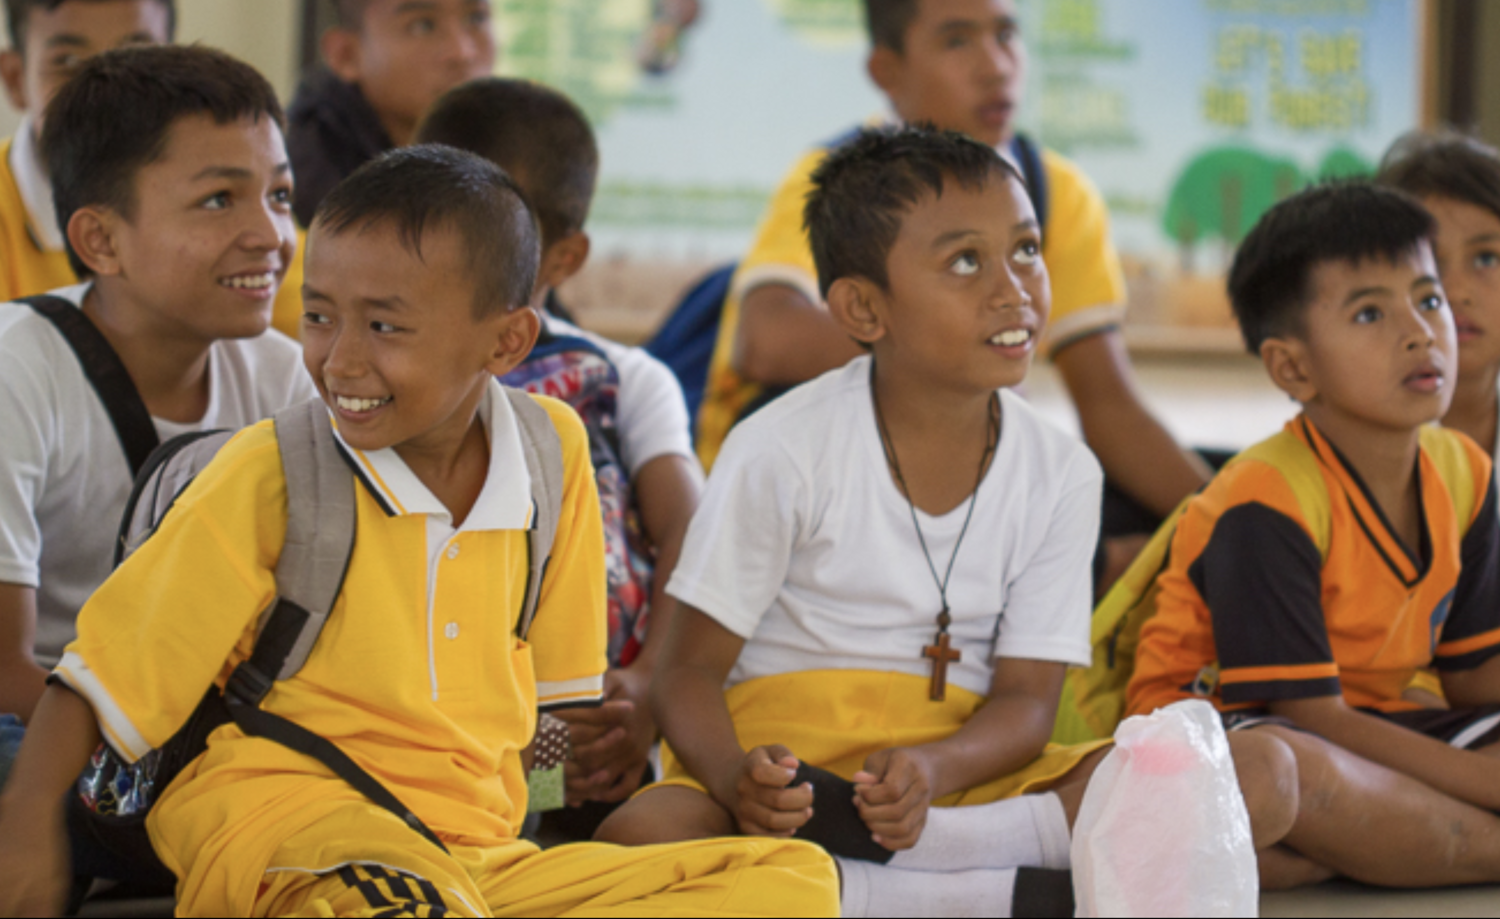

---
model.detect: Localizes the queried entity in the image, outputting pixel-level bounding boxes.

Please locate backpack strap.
[1009,133,1050,233]
[505,387,565,641]
[20,294,159,477]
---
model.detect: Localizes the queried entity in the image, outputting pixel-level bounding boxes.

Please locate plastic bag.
[1071,699,1258,917]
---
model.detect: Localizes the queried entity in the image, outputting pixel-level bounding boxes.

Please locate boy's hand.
[725,745,812,838]
[555,667,658,805]
[854,747,937,851]
[0,797,70,917]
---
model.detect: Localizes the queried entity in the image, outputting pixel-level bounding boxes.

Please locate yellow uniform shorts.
[237,800,839,918]
[657,670,1109,805]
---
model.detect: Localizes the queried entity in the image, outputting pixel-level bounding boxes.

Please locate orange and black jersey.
[1127,416,1500,717]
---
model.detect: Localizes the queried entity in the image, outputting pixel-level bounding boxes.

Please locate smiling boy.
[0,45,313,784]
[1127,183,1500,889]
[288,0,496,226]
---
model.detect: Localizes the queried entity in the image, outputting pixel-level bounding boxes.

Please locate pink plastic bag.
[1071,699,1258,917]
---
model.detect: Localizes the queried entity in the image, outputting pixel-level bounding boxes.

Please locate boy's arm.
[1441,655,1500,709]
[1270,695,1500,811]
[734,284,864,387]
[0,583,46,720]
[650,605,812,836]
[1053,329,1211,518]
[0,683,103,916]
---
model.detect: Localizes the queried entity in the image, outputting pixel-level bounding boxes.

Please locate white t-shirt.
[0,284,318,665]
[544,314,696,478]
[667,356,1102,698]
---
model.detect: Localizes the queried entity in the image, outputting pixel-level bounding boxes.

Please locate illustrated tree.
[1316,146,1374,182]
[1162,146,1304,273]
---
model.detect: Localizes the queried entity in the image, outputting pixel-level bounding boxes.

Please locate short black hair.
[1227,182,1436,355]
[804,124,1022,298]
[416,77,598,249]
[41,44,285,277]
[5,0,176,53]
[314,144,540,317]
[1377,129,1500,227]
[864,0,918,51]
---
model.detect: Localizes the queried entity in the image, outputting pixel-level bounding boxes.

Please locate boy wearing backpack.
[1125,183,1500,889]
[416,78,703,827]
[0,0,308,336]
[0,46,313,780]
[288,0,496,227]
[0,141,838,916]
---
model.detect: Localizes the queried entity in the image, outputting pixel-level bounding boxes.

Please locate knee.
[594,800,663,846]
[1228,731,1299,849]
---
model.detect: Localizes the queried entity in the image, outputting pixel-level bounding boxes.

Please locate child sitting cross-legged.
[0,144,838,917]
[596,125,1301,917]
[1126,182,1500,889]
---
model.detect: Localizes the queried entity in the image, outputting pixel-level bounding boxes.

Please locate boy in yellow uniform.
[698,0,1210,590]
[0,143,837,916]
[0,0,306,335]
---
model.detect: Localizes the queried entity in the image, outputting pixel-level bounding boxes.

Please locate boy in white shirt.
[417,78,704,823]
[0,45,314,778]
[595,126,1299,918]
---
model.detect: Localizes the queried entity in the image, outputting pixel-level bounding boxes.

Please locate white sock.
[839,857,1019,918]
[887,792,1071,872]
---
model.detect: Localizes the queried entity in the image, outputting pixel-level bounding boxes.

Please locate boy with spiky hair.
[0,44,313,787]
[1127,183,1500,889]
[417,77,703,826]
[288,0,496,226]
[0,141,838,916]
[597,125,1300,918]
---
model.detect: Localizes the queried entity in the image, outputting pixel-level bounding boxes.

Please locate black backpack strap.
[1009,133,1050,233]
[20,294,159,477]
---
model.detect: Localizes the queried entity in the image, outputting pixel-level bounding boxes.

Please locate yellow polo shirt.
[0,136,307,339]
[695,140,1127,469]
[56,381,607,909]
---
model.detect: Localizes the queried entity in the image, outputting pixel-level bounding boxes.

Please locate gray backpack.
[77,392,564,861]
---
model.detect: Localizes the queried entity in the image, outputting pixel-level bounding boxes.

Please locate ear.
[825,276,886,346]
[66,207,124,277]
[867,45,901,98]
[0,49,27,112]
[537,231,591,294]
[1260,335,1316,404]
[483,305,541,378]
[321,28,362,84]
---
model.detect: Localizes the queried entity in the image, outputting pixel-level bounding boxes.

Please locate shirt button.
[445,622,460,640]
[446,543,461,560]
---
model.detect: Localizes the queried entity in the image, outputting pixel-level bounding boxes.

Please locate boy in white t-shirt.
[416,78,704,823]
[593,127,1298,917]
[0,46,314,779]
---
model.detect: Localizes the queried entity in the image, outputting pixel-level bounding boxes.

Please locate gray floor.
[1262,881,1500,917]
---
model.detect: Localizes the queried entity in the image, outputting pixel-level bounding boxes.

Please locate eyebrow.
[189,162,292,182]
[395,0,440,13]
[930,219,1039,249]
[1341,286,1390,307]
[936,14,1018,33]
[42,34,89,49]
[1468,233,1500,246]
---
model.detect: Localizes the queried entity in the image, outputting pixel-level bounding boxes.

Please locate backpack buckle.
[225,662,274,706]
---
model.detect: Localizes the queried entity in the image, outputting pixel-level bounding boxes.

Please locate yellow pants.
[658,670,1109,805]
[241,801,838,918]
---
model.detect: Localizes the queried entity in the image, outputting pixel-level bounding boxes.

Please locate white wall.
[0,0,301,139]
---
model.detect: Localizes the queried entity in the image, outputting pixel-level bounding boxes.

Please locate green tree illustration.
[1162,146,1304,272]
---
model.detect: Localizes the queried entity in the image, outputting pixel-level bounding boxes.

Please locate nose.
[322,320,368,383]
[989,259,1029,312]
[240,196,294,265]
[1403,302,1439,351]
[978,33,1017,84]
[444,19,494,74]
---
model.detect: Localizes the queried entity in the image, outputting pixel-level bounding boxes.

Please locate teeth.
[336,395,391,413]
[990,329,1032,347]
[221,272,276,290]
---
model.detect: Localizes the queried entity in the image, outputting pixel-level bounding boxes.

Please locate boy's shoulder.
[0,284,93,385]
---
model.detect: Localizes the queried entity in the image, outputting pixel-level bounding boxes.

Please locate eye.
[950,252,981,276]
[1353,305,1381,324]
[270,187,293,207]
[370,320,400,334]
[997,22,1020,44]
[48,52,83,72]
[1013,239,1041,266]
[302,310,331,326]
[1419,294,1447,312]
[202,191,230,211]
[407,16,437,36]
[1476,251,1500,270]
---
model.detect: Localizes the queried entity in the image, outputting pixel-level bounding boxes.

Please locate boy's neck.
[391,383,492,528]
[1303,404,1424,545]
[374,107,416,148]
[83,283,214,424]
[1445,368,1500,455]
[871,357,999,517]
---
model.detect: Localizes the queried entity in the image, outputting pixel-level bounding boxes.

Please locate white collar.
[9,117,65,252]
[329,377,536,531]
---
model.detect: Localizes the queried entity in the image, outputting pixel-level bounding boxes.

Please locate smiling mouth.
[335,395,392,413]
[989,328,1033,347]
[219,271,276,291]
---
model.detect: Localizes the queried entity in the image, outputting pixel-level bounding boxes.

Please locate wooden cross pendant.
[923,630,962,701]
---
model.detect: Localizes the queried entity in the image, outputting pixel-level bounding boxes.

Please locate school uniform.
[0,119,308,338]
[660,355,1109,800]
[54,379,837,917]
[694,133,1127,469]
[1128,416,1500,746]
[287,67,394,229]
[0,282,316,667]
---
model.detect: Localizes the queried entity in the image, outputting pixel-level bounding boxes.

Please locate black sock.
[1012,867,1075,918]
[788,762,894,864]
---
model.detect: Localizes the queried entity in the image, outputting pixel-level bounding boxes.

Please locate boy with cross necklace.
[595,127,1230,918]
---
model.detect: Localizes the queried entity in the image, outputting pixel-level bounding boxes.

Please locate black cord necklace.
[869,360,1000,701]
